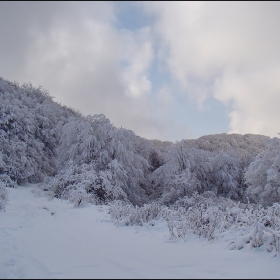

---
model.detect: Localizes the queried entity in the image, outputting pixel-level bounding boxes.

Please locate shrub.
[0,181,9,211]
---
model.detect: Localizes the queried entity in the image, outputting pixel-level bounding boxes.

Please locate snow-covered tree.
[151,142,201,205]
[56,114,150,205]
[245,137,280,206]
[208,151,242,199]
[0,78,77,184]
[3,75,280,210]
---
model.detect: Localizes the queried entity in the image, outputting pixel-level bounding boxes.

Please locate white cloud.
[2,2,279,141]
[145,2,280,137]
[0,2,170,140]
[120,27,154,98]
[214,66,280,135]
[156,86,174,106]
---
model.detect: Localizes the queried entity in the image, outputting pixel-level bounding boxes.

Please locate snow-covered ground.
[1,186,279,279]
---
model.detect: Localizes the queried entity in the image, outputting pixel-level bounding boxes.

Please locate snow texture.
[1,185,279,279]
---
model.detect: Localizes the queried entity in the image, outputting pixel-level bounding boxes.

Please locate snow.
[1,186,279,279]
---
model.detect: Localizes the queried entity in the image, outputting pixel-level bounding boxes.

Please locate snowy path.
[1,186,279,279]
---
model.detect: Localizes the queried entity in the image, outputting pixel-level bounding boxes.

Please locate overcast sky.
[1,1,280,142]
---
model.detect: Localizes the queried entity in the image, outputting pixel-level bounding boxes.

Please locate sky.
[1,1,280,142]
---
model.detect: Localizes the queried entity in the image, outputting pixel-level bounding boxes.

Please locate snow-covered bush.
[172,191,236,210]
[41,162,128,205]
[0,181,9,211]
[68,185,91,207]
[227,217,280,255]
[0,174,17,188]
[109,200,168,226]
[165,193,237,241]
[109,192,280,254]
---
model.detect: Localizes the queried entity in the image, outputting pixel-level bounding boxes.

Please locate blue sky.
[1,2,280,142]
[115,1,155,31]
[113,1,230,139]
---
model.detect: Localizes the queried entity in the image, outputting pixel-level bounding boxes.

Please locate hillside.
[1,77,280,276]
[0,76,279,208]
[185,133,270,156]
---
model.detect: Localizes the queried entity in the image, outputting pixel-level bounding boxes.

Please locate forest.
[1,77,280,254]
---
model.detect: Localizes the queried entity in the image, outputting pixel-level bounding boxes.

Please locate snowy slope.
[1,186,279,279]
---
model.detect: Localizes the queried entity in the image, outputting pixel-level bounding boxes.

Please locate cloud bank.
[1,2,280,141]
[146,1,280,137]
